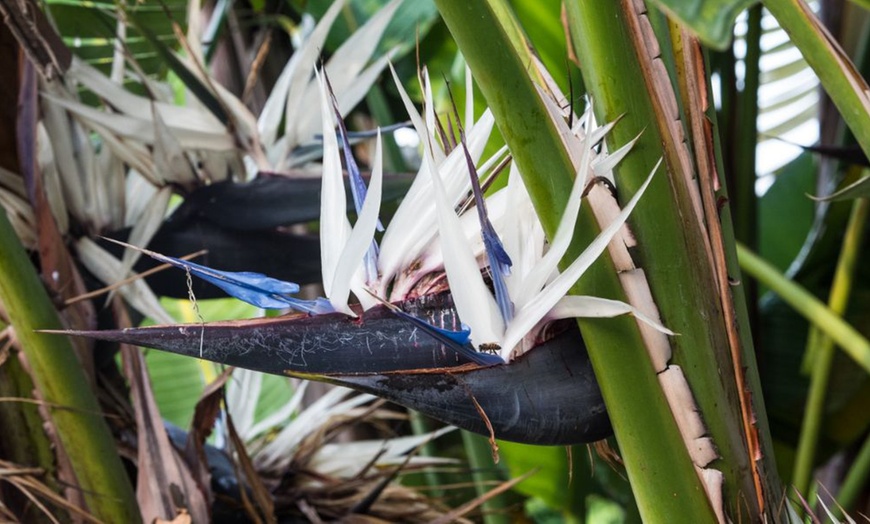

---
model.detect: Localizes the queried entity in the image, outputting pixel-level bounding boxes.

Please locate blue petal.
[109,239,335,314]
[384,305,503,366]
[460,141,515,323]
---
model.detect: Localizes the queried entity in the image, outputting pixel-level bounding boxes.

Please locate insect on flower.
[56,66,670,445]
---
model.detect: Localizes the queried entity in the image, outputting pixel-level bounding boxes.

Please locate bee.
[478,343,502,355]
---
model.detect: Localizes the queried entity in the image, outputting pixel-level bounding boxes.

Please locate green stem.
[0,357,59,523]
[792,196,870,497]
[408,411,445,499]
[434,0,717,521]
[460,431,511,524]
[569,0,777,518]
[736,243,870,374]
[0,209,141,523]
[836,434,870,516]
[763,0,870,163]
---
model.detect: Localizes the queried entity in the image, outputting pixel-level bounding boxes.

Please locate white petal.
[378,106,494,290]
[69,58,226,136]
[548,295,674,335]
[282,0,347,150]
[501,164,545,301]
[500,159,661,358]
[423,68,438,149]
[517,138,592,303]
[592,131,641,176]
[425,141,503,347]
[42,93,235,151]
[587,118,617,146]
[244,381,308,441]
[257,388,374,472]
[295,0,401,139]
[317,71,353,314]
[332,132,383,309]
[310,426,454,478]
[388,63,446,165]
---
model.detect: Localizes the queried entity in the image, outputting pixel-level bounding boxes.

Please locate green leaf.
[144,297,258,428]
[144,350,206,428]
[124,9,228,122]
[47,0,187,74]
[758,152,816,273]
[647,0,757,50]
[0,210,140,522]
[307,0,440,59]
[498,442,589,517]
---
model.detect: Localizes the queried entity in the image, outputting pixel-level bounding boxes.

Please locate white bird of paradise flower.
[315,65,671,364]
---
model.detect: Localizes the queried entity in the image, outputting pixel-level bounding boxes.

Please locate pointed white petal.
[425,144,503,347]
[42,93,235,150]
[388,63,446,165]
[256,388,374,471]
[378,102,493,290]
[244,381,308,441]
[310,426,455,477]
[422,68,438,149]
[517,139,592,303]
[593,131,640,176]
[332,132,383,309]
[317,71,353,314]
[294,0,401,138]
[587,118,618,146]
[500,160,660,358]
[225,368,262,438]
[548,295,674,335]
[68,58,227,136]
[281,0,347,151]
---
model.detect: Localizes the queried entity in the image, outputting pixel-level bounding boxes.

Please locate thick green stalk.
[763,0,870,162]
[433,1,716,522]
[0,356,58,523]
[460,431,512,524]
[0,209,141,523]
[736,243,870,373]
[408,411,445,499]
[567,0,780,518]
[792,196,869,496]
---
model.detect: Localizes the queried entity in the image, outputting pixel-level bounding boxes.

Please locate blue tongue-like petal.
[104,238,334,315]
[459,140,515,324]
[379,301,504,366]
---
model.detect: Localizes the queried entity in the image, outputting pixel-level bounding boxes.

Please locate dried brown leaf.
[114,300,209,524]
[227,411,276,524]
[184,367,232,506]
[0,0,70,79]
